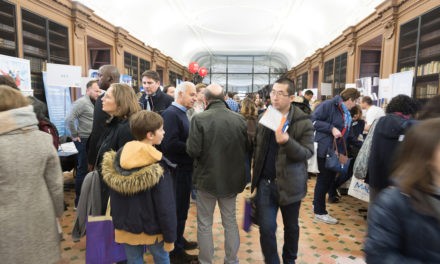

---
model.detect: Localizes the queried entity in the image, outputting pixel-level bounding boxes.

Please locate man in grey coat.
[252,78,314,264]
[65,79,101,207]
[187,84,248,264]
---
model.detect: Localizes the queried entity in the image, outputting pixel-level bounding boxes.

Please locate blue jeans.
[124,241,169,264]
[256,179,301,264]
[74,138,88,206]
[313,157,337,214]
[171,168,192,254]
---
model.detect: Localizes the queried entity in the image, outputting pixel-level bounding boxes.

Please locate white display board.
[390,70,413,97]
[321,83,332,96]
[47,63,81,87]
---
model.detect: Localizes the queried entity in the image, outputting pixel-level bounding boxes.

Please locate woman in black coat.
[367,95,419,202]
[96,83,141,213]
[365,118,440,263]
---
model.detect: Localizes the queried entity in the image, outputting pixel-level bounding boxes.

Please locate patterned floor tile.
[60,176,368,263]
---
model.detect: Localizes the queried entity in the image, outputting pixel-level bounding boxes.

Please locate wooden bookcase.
[139,58,150,76]
[323,52,347,96]
[296,72,308,92]
[360,50,381,78]
[90,49,111,69]
[0,1,17,57]
[21,8,69,101]
[398,6,440,99]
[124,51,139,89]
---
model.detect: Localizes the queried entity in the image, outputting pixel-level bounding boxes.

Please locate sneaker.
[314,214,338,224]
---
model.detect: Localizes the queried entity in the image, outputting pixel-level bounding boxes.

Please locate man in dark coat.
[87,65,120,170]
[186,84,248,264]
[139,70,173,113]
[252,78,314,264]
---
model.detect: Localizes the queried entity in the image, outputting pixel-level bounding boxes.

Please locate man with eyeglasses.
[252,78,314,264]
[139,70,173,114]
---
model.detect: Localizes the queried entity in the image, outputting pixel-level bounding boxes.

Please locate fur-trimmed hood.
[102,142,165,195]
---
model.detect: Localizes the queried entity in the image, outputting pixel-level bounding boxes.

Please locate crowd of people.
[1,65,440,263]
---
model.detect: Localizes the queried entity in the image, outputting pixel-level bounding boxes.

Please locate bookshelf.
[139,58,150,75]
[0,1,17,57]
[22,8,69,101]
[360,50,381,78]
[124,52,139,89]
[323,53,347,96]
[90,49,110,69]
[398,6,440,99]
[296,72,308,92]
[334,53,347,95]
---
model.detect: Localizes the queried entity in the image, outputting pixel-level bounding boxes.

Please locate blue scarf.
[341,102,351,135]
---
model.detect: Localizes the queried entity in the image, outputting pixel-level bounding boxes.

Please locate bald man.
[87,65,120,169]
[187,84,248,264]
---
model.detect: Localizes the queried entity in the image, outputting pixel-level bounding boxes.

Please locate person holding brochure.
[252,78,314,264]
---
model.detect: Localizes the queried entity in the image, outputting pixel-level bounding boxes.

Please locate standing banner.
[42,72,72,137]
[43,64,82,136]
[0,54,32,95]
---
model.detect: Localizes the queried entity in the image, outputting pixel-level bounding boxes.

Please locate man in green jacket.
[187,83,248,264]
[252,78,314,264]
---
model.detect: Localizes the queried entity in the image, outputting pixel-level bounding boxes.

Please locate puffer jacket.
[252,105,314,206]
[365,187,440,263]
[101,141,176,249]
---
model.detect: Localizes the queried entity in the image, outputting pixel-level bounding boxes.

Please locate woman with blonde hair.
[96,83,141,213]
[365,118,440,263]
[0,85,64,263]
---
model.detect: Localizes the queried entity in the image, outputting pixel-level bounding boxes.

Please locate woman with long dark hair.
[365,118,440,263]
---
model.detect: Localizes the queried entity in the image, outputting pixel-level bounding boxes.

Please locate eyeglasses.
[270,90,289,97]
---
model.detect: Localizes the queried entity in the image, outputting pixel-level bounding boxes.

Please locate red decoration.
[198,67,208,77]
[188,62,199,74]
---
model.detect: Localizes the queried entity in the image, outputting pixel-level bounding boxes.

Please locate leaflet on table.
[258,106,289,132]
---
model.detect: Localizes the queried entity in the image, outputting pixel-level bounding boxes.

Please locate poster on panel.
[46,63,81,87]
[390,70,413,97]
[43,64,82,136]
[0,54,32,95]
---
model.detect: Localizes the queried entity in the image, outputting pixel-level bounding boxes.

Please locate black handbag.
[325,138,351,174]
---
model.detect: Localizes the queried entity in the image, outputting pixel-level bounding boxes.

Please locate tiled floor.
[60,176,368,263]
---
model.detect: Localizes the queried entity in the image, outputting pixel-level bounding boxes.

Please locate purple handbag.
[85,200,126,264]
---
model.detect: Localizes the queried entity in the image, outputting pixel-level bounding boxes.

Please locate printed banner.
[0,54,32,94]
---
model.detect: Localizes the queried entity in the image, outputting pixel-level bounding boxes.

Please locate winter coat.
[312,95,361,158]
[252,105,314,205]
[101,141,176,251]
[139,89,173,114]
[0,106,64,264]
[97,116,134,214]
[365,187,440,263]
[367,113,414,189]
[87,93,110,166]
[187,100,248,197]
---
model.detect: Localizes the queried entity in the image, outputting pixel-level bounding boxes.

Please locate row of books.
[415,82,439,99]
[417,61,440,76]
[400,61,440,76]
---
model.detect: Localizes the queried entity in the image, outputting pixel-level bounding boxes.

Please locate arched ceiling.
[78,0,384,68]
